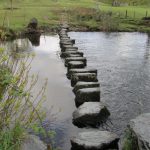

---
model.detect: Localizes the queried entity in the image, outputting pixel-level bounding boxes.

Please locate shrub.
[0,47,49,149]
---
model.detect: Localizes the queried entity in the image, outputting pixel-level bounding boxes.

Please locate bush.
[0,48,49,149]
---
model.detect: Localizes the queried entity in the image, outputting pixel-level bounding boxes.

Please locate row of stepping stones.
[58,24,119,150]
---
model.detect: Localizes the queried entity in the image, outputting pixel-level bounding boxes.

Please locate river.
[1,32,150,150]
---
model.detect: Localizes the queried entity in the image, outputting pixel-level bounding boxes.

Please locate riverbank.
[0,0,149,39]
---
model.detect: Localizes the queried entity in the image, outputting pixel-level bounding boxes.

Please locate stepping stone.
[60,41,73,45]
[61,24,69,29]
[75,87,100,106]
[68,61,86,70]
[59,35,69,38]
[60,39,75,44]
[60,51,83,58]
[71,130,119,150]
[128,113,150,150]
[60,43,73,48]
[65,57,87,67]
[73,102,110,128]
[64,47,79,52]
[61,45,78,52]
[71,73,98,86]
[73,81,100,94]
[67,68,97,79]
[65,49,78,52]
[60,37,70,40]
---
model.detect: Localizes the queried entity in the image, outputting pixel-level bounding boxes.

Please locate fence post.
[133,11,135,19]
[145,11,148,17]
[125,10,128,18]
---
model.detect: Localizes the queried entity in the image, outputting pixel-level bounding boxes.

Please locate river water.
[69,32,150,136]
[1,32,150,150]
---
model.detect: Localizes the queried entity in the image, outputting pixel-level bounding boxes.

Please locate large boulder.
[68,61,86,70]
[73,81,100,94]
[128,113,150,150]
[67,68,97,79]
[60,51,83,58]
[73,102,110,128]
[71,73,98,86]
[28,18,38,30]
[65,57,87,67]
[71,130,119,150]
[75,87,100,106]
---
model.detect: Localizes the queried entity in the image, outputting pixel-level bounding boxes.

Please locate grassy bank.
[0,0,150,33]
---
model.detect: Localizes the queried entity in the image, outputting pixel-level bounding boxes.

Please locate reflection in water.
[0,35,78,150]
[69,32,150,140]
[27,33,41,46]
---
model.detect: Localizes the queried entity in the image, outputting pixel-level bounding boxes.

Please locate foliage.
[122,127,139,150]
[100,12,120,31]
[0,123,25,150]
[0,47,53,149]
[0,0,149,32]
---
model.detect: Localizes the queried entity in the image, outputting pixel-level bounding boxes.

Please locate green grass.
[0,0,149,31]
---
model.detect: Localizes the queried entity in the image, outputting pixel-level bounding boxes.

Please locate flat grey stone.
[60,39,75,44]
[60,51,83,58]
[65,49,78,52]
[75,87,100,106]
[65,47,79,51]
[65,57,87,67]
[73,81,100,94]
[71,130,119,150]
[71,73,98,86]
[129,113,150,150]
[60,36,70,39]
[61,43,73,49]
[67,68,97,79]
[59,35,69,38]
[22,135,46,150]
[61,45,78,52]
[68,61,86,70]
[73,102,110,127]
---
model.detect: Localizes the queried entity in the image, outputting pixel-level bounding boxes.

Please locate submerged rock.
[60,51,83,58]
[73,102,110,127]
[67,68,97,79]
[71,130,119,150]
[128,113,150,150]
[65,57,87,67]
[73,81,100,94]
[75,87,100,106]
[68,61,86,70]
[22,135,46,150]
[71,73,98,86]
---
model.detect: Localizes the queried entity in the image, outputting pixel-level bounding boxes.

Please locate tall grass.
[0,47,51,149]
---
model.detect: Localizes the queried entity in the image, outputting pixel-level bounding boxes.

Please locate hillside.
[0,0,149,32]
[98,0,150,5]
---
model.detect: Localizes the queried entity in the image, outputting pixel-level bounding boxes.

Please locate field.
[0,0,150,32]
